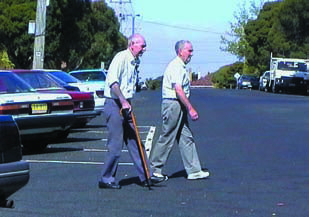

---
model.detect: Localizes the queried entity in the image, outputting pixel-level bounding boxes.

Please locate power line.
[143,20,225,35]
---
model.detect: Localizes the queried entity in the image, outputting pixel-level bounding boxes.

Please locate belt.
[162,98,178,101]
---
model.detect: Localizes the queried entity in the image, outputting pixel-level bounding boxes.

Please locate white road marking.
[25,126,155,167]
[145,126,156,157]
[101,139,147,142]
[83,148,128,152]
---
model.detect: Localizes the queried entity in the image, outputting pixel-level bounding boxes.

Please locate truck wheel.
[272,83,278,93]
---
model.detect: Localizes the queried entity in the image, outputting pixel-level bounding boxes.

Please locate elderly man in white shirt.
[98,34,166,189]
[150,40,210,180]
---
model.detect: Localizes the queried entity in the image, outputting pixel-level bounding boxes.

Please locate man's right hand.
[110,83,131,112]
[189,107,199,121]
[121,99,131,112]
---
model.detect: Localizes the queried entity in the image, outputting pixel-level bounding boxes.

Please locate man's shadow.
[119,168,209,187]
[169,168,209,179]
[119,177,140,187]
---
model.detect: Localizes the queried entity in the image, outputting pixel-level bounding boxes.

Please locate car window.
[16,72,62,89]
[71,71,106,82]
[0,73,33,93]
[50,71,81,83]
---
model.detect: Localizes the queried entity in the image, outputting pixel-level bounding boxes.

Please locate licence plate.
[289,83,296,87]
[31,103,48,114]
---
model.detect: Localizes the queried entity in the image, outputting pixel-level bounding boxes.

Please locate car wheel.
[72,120,88,128]
[57,129,70,140]
[22,142,48,152]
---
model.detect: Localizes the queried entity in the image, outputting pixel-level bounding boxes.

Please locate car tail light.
[69,92,94,100]
[51,100,74,112]
[0,104,29,115]
[96,90,104,98]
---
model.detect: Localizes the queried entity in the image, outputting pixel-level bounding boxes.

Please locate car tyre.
[22,142,48,152]
[57,129,70,140]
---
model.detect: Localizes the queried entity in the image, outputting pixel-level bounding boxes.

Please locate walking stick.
[121,109,152,190]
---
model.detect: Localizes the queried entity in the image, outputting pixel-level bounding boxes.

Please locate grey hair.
[175,40,191,55]
[128,33,144,47]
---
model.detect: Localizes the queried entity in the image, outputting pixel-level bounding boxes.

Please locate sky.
[105,0,266,80]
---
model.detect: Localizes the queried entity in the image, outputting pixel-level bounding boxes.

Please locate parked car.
[45,70,90,91]
[237,74,259,90]
[139,81,148,90]
[46,69,105,112]
[10,70,99,127]
[69,69,107,111]
[259,71,271,91]
[0,115,30,208]
[0,70,75,150]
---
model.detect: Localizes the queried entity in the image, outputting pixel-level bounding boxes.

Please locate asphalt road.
[2,88,309,217]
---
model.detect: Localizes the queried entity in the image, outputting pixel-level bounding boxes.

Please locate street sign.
[234,72,240,80]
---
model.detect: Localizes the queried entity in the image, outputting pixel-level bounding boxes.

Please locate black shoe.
[141,180,154,187]
[98,181,121,189]
[150,174,168,184]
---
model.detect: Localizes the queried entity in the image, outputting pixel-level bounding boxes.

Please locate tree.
[0,50,14,69]
[211,62,244,88]
[0,0,36,68]
[220,0,265,61]
[244,1,281,74]
[45,0,127,70]
[244,0,309,75]
[273,0,309,58]
[0,0,127,70]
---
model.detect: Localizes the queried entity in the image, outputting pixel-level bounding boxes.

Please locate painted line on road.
[94,130,149,134]
[101,139,147,142]
[87,126,152,134]
[83,148,128,152]
[145,126,156,157]
[25,159,134,166]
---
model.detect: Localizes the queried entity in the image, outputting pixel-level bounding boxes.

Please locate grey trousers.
[150,99,202,175]
[100,98,152,184]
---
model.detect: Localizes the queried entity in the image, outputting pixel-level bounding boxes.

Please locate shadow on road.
[169,168,210,179]
[169,170,187,179]
[23,146,83,155]
[53,137,102,144]
[119,176,140,186]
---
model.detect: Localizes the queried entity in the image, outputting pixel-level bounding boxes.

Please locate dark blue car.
[0,115,29,208]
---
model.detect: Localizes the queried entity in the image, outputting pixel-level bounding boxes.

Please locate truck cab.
[269,57,309,94]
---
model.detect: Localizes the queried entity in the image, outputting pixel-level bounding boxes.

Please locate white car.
[48,70,106,112]
[0,71,75,150]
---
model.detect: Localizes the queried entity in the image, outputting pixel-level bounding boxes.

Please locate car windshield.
[71,71,106,82]
[15,71,64,90]
[49,71,81,83]
[0,72,35,93]
[242,75,258,81]
[278,61,307,71]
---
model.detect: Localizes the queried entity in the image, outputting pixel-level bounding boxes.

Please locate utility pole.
[108,0,141,37]
[130,14,140,35]
[32,0,47,69]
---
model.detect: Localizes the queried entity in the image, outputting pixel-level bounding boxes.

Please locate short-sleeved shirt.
[162,56,190,99]
[104,49,138,99]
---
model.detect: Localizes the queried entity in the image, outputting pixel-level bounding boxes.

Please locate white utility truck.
[268,54,309,94]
